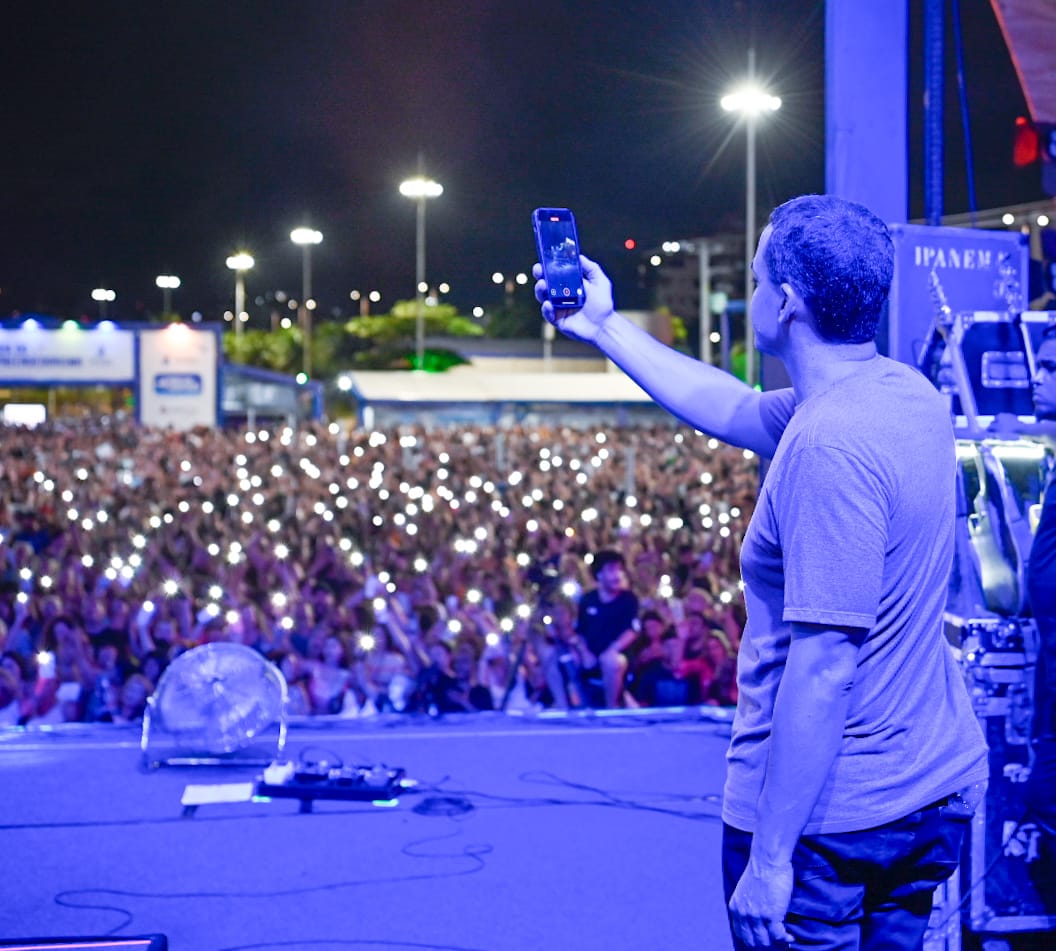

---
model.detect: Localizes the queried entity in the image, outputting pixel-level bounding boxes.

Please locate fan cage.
[141,642,289,769]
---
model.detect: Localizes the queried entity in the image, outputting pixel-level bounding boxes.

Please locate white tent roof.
[344,367,654,404]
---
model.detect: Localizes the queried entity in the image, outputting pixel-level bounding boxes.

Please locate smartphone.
[532,208,585,308]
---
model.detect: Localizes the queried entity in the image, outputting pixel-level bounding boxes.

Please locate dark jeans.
[722,799,969,951]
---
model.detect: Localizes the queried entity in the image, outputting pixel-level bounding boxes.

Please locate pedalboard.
[255,760,408,812]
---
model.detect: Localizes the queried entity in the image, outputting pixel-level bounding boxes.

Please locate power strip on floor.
[255,760,409,811]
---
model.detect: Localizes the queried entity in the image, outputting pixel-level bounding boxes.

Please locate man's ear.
[778,283,801,323]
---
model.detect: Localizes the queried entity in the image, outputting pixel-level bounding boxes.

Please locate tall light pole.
[155,274,181,317]
[399,171,443,370]
[721,49,781,388]
[225,253,254,336]
[290,227,322,376]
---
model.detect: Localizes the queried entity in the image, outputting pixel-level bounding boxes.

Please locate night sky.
[0,0,1043,324]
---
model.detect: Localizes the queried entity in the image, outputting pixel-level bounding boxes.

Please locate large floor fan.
[141,642,288,768]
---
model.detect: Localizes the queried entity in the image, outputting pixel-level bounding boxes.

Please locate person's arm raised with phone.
[534,255,779,458]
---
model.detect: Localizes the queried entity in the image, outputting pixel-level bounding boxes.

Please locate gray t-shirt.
[722,355,988,835]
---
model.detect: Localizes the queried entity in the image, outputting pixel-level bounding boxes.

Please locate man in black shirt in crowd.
[993,324,1056,888]
[576,550,639,708]
[1025,329,1056,842]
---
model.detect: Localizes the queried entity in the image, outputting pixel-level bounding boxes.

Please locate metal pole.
[744,48,757,388]
[698,241,712,364]
[162,287,172,316]
[543,321,554,371]
[415,196,426,370]
[302,245,312,376]
[235,272,245,336]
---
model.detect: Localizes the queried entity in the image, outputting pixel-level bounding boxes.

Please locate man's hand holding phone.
[533,254,615,346]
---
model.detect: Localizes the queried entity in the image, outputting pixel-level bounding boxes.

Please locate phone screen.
[532,208,585,308]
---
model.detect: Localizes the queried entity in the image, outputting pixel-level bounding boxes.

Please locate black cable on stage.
[408,768,724,823]
[412,796,475,817]
[53,824,493,939]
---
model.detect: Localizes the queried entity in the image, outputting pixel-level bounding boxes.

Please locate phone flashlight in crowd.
[358,633,376,652]
[134,602,154,630]
[36,650,56,680]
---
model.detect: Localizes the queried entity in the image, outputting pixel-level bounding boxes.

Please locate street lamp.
[721,48,781,388]
[225,253,254,336]
[399,172,443,370]
[91,287,116,319]
[155,274,181,317]
[290,227,323,375]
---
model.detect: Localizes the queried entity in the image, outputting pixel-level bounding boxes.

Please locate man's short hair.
[765,194,893,344]
[591,549,625,579]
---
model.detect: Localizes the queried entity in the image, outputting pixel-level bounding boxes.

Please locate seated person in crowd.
[576,550,640,708]
[633,626,702,708]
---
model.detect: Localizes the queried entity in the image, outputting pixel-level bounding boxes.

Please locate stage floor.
[2,708,736,950]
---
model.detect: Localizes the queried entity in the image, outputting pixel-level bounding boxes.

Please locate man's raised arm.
[535,255,779,458]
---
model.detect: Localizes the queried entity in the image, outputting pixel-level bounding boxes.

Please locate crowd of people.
[0,415,757,727]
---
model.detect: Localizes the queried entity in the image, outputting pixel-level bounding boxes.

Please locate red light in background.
[1014,115,1039,167]
[624,238,636,250]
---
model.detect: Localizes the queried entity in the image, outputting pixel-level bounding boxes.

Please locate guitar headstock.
[927,264,953,325]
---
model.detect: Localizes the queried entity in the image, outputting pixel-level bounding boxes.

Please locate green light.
[295,372,309,385]
[62,319,80,331]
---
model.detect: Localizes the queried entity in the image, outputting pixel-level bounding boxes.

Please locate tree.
[223,327,302,372]
[344,300,483,370]
[220,301,484,376]
[484,298,542,338]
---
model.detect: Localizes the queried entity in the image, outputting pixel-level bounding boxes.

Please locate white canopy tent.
[339,367,667,428]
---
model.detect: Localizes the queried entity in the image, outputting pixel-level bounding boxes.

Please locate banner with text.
[0,327,135,383]
[138,326,219,429]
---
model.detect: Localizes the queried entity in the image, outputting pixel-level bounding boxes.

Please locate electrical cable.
[46,755,1031,946]
[295,745,346,771]
[53,825,492,939]
[44,762,722,941]
[408,768,724,822]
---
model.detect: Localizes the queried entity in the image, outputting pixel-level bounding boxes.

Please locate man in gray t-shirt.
[535,194,987,950]
[727,357,986,838]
